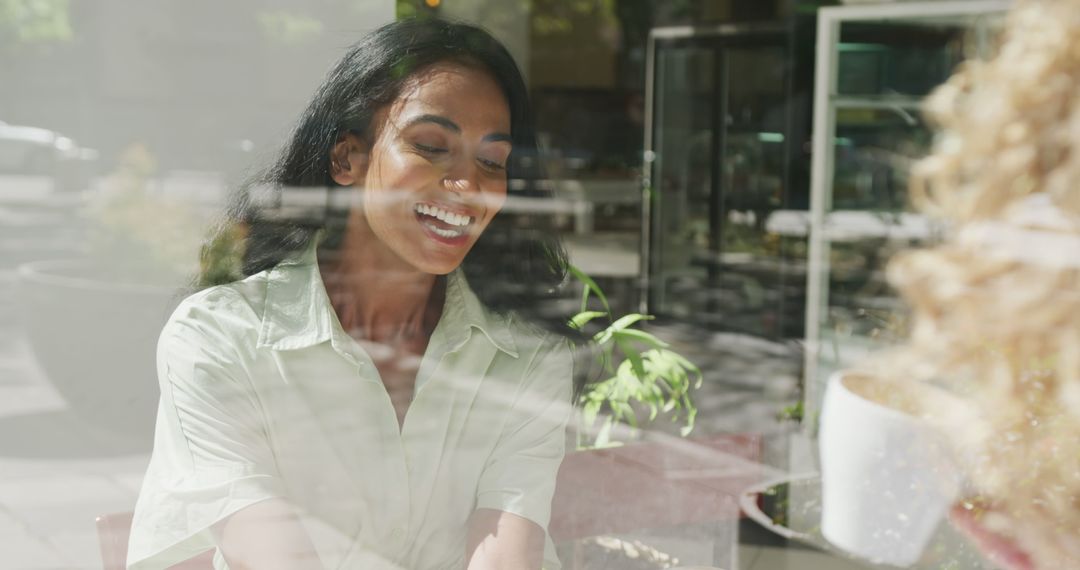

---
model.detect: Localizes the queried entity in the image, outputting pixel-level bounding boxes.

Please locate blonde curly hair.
[874,0,1080,566]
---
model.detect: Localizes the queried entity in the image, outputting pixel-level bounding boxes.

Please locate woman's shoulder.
[162,271,273,347]
[508,319,569,357]
[178,271,270,319]
[498,316,574,384]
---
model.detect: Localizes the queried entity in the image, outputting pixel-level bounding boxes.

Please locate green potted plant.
[568,266,703,449]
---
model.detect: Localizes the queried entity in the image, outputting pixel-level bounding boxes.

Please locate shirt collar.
[256,242,518,358]
[441,266,519,357]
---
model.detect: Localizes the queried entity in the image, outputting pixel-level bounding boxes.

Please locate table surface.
[739,474,993,569]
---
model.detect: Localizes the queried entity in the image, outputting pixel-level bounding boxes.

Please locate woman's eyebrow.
[407,113,460,133]
[404,113,511,143]
[484,132,512,144]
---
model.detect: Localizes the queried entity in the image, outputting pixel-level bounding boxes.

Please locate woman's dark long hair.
[201,18,586,381]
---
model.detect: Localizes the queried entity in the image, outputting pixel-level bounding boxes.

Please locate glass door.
[645,26,795,338]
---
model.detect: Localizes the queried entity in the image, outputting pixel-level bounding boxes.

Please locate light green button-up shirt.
[127,245,574,570]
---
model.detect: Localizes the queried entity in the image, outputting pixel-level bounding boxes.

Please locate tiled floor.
[0,328,149,568]
[0,265,150,567]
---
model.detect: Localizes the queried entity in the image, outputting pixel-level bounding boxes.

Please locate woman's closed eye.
[411,136,508,172]
[478,157,506,172]
[413,142,447,155]
[478,144,511,173]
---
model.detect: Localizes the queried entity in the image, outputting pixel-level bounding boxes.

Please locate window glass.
[3,1,1070,569]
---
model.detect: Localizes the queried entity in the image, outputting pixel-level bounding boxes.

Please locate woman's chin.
[406,251,468,276]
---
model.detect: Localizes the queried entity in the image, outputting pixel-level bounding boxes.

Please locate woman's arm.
[129,293,326,569]
[465,508,545,570]
[468,338,575,570]
[214,499,324,570]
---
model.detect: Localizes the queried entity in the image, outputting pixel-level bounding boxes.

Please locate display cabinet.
[802,0,1008,431]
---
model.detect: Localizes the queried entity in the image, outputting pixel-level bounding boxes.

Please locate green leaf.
[594,314,653,345]
[612,358,633,380]
[599,343,615,374]
[568,264,610,314]
[595,417,614,447]
[609,371,628,401]
[682,401,698,435]
[614,336,646,379]
[609,313,653,332]
[612,401,636,426]
[649,383,663,399]
[612,328,670,349]
[582,399,601,428]
[777,401,804,422]
[587,378,614,400]
[569,310,608,331]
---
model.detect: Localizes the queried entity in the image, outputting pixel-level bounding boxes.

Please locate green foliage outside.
[85,144,204,285]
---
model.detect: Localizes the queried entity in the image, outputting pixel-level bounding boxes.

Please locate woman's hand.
[465,508,545,570]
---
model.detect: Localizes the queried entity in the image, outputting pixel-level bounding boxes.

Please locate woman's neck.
[320,214,444,346]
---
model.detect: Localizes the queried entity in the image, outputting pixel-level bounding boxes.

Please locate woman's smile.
[413,201,477,244]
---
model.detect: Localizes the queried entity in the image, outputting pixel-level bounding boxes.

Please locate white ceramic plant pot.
[15,259,182,437]
[819,370,966,567]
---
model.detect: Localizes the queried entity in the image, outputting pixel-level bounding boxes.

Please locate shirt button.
[391,527,405,539]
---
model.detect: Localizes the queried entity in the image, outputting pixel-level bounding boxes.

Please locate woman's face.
[333,62,512,275]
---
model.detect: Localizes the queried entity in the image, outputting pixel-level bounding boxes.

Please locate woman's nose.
[442,160,479,193]
[442,176,472,193]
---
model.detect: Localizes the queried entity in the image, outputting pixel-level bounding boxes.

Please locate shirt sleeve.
[127,293,285,569]
[474,336,574,536]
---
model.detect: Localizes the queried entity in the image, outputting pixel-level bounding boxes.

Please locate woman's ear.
[330,132,370,186]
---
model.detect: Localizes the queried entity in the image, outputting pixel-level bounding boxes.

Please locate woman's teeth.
[415,204,473,237]
[415,204,473,226]
[429,225,463,238]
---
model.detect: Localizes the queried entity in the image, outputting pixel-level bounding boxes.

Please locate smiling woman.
[127,19,579,570]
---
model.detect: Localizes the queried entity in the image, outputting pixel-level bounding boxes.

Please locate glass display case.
[802,0,1008,431]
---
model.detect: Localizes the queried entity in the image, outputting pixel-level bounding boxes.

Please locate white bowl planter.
[15,259,183,437]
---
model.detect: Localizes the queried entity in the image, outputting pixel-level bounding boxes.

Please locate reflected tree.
[0,0,72,46]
